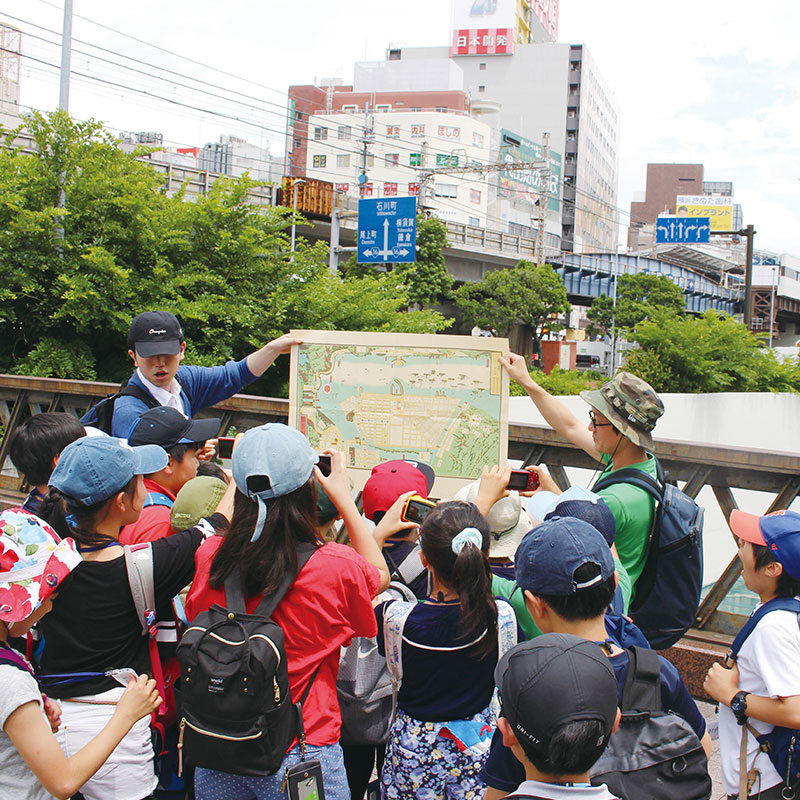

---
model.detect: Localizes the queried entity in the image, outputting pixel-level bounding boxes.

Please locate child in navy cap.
[705,509,800,799]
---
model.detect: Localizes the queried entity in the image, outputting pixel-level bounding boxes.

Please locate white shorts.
[55,686,157,800]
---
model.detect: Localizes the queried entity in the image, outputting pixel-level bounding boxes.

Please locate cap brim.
[403,460,435,492]
[729,509,767,546]
[527,491,560,522]
[490,512,533,558]
[180,417,222,444]
[134,339,182,357]
[131,444,169,475]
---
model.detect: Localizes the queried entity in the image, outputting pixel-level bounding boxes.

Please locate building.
[199,135,278,182]
[628,163,743,249]
[0,24,21,129]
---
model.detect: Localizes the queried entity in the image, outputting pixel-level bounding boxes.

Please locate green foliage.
[509,366,608,396]
[623,309,800,393]
[0,111,446,394]
[586,273,685,339]
[454,260,570,357]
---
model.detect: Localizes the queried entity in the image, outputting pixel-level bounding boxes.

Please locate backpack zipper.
[183,627,281,665]
[181,716,264,742]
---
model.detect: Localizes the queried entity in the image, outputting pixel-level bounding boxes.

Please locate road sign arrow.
[382,218,389,262]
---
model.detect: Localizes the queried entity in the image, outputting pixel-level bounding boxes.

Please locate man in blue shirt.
[82,311,299,438]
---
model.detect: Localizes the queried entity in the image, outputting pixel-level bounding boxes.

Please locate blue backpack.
[593,459,704,650]
[728,597,800,795]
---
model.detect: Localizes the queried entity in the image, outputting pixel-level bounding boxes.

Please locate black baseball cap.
[128,407,221,449]
[129,311,184,357]
[495,633,618,756]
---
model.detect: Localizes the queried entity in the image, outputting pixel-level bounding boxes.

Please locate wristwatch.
[731,690,749,725]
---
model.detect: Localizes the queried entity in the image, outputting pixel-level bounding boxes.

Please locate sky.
[2,0,799,255]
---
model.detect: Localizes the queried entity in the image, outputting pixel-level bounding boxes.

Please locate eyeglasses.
[589,410,613,428]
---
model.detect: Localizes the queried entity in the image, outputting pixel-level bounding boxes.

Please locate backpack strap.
[620,645,661,714]
[592,466,665,502]
[0,646,40,686]
[123,543,168,717]
[382,600,417,687]
[394,545,426,586]
[119,382,163,409]
[144,491,174,509]
[223,543,320,617]
[729,597,800,660]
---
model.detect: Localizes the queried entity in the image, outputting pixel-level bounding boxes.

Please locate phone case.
[285,759,325,800]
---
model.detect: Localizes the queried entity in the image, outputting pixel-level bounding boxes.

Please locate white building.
[304,109,492,227]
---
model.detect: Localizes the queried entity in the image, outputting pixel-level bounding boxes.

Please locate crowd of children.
[0,311,798,800]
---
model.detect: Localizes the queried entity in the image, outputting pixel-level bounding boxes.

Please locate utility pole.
[356,103,374,190]
[534,132,550,266]
[710,223,756,327]
[59,0,73,112]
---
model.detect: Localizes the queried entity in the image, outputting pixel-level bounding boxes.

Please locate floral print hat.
[0,508,82,623]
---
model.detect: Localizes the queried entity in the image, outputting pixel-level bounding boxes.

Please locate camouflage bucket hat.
[580,372,664,450]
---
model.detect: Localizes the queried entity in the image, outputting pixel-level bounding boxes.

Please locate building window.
[473,132,484,147]
[411,124,425,137]
[336,154,350,168]
[294,139,301,149]
[409,153,422,166]
[470,189,481,204]
[435,183,457,198]
[386,125,400,138]
[388,48,401,61]
[385,153,399,167]
[435,106,448,112]
[341,104,359,113]
[313,127,327,141]
[468,216,480,226]
[312,155,327,168]
[337,125,351,140]
[408,182,420,195]
[478,85,485,93]
[479,62,486,70]
[376,104,392,112]
[384,183,398,196]
[436,154,458,167]
[366,155,375,168]
[410,106,422,112]
[295,110,303,120]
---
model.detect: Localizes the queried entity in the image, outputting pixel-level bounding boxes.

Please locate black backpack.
[81,383,161,435]
[590,646,711,800]
[593,459,704,650]
[176,545,319,777]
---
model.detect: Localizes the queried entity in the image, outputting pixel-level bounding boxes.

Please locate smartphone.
[401,494,436,525]
[507,469,540,492]
[217,436,235,459]
[316,454,332,477]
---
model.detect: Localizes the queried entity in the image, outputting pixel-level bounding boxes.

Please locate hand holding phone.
[316,454,332,477]
[217,437,235,460]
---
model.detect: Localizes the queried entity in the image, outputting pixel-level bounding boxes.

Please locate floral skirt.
[380,707,494,800]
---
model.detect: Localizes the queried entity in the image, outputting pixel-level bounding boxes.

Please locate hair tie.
[451,527,483,555]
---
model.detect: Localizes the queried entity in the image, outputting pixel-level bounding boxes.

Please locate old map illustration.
[288,331,509,493]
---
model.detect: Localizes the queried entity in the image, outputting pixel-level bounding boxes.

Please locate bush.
[509,366,608,396]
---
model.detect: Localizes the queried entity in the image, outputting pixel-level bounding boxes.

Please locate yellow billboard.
[675,195,733,231]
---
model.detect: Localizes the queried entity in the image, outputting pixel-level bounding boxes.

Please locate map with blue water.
[290,333,508,482]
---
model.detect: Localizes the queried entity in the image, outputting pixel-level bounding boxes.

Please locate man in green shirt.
[500,354,664,598]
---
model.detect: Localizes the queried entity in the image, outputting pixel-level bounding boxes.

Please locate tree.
[454,260,571,360]
[585,273,685,339]
[623,309,800,393]
[0,111,448,394]
[343,214,453,308]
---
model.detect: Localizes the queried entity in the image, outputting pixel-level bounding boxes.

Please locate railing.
[2,374,794,694]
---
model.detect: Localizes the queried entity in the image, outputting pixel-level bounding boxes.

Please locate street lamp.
[290,179,306,260]
[769,264,778,349]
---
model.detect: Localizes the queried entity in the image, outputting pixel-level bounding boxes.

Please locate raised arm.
[245,333,303,378]
[499,352,601,461]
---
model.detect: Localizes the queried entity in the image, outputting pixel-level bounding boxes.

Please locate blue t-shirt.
[490,563,516,581]
[480,649,707,792]
[375,598,518,722]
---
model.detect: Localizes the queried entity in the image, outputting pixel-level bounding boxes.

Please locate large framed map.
[288,330,509,496]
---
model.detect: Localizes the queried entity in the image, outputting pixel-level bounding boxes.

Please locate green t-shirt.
[491,574,541,640]
[613,554,632,614]
[595,453,658,595]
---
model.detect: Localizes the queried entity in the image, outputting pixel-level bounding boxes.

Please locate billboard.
[498,129,562,211]
[530,0,559,41]
[451,0,516,56]
[675,195,733,232]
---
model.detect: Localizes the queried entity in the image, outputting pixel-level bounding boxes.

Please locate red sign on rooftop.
[450,28,514,56]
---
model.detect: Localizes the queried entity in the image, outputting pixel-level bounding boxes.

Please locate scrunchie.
[451,527,483,555]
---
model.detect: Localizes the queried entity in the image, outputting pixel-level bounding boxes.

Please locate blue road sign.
[656,216,710,244]
[357,196,417,263]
